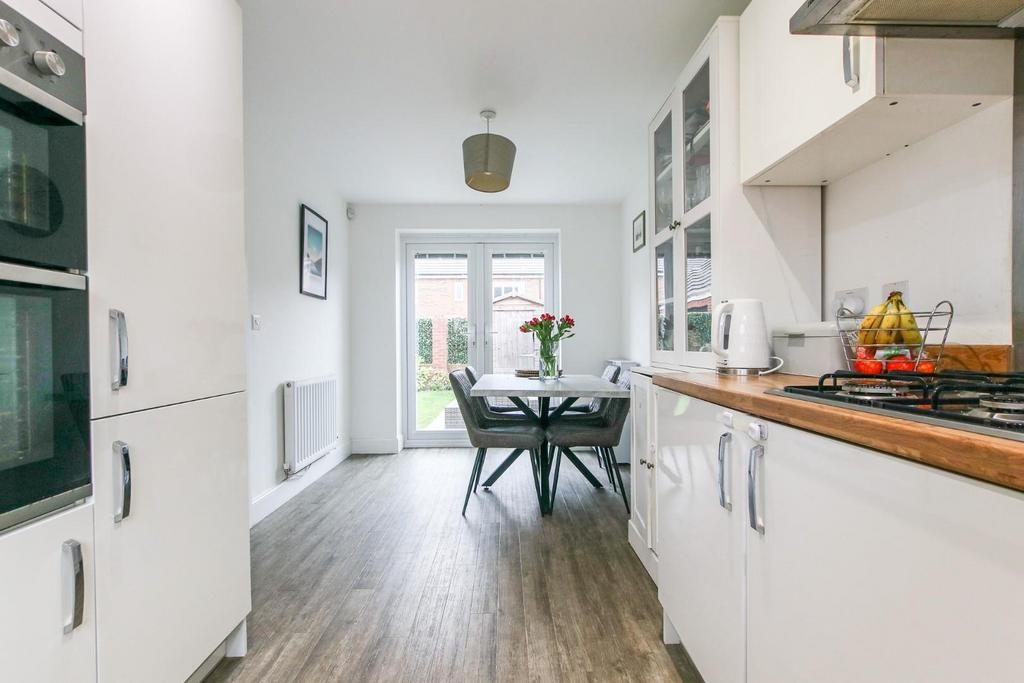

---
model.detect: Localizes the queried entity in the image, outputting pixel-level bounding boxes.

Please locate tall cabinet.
[84,1,251,681]
[648,18,821,370]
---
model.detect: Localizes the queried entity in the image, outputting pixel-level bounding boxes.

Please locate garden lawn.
[416,389,455,430]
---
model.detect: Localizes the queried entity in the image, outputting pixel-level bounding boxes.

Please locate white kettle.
[711,299,784,375]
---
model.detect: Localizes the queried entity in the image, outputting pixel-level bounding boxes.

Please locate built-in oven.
[0,0,85,271]
[0,262,89,531]
[0,2,88,532]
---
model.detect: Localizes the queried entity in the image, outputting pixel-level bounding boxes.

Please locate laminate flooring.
[206,448,698,683]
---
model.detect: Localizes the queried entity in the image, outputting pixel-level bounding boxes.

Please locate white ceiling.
[241,0,750,204]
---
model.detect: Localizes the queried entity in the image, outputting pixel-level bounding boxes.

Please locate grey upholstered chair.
[564,364,621,415]
[449,370,545,515]
[545,374,632,513]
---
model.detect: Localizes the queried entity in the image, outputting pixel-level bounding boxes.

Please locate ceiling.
[241,0,751,204]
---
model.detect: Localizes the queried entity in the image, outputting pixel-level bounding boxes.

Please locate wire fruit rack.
[835,300,954,372]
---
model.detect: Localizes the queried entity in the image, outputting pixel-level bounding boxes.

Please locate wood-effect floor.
[207,448,697,683]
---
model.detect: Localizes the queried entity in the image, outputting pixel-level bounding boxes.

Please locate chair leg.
[596,446,604,470]
[463,448,485,516]
[602,448,617,492]
[609,447,629,514]
[548,447,564,513]
[528,448,542,503]
[474,448,488,492]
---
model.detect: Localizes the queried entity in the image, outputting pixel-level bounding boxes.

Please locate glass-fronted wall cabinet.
[683,61,711,213]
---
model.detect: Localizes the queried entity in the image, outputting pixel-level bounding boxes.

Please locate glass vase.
[538,340,559,380]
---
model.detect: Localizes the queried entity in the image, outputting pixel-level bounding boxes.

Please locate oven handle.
[110,309,128,390]
[0,262,86,290]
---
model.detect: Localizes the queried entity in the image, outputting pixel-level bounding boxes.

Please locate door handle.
[747,444,765,534]
[113,441,132,522]
[718,432,732,511]
[61,540,84,634]
[109,309,128,390]
[843,35,860,90]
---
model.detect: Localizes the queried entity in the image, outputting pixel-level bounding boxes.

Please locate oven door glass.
[0,275,89,531]
[0,89,86,271]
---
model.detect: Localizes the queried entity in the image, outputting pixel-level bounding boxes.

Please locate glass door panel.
[486,249,549,376]
[653,112,674,235]
[683,61,711,212]
[685,216,712,352]
[410,249,474,434]
[655,239,675,352]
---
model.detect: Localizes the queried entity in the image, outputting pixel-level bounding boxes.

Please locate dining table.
[470,373,630,514]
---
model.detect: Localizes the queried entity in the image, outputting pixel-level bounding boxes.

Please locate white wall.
[824,101,1013,343]
[621,180,651,365]
[348,203,623,452]
[243,8,351,525]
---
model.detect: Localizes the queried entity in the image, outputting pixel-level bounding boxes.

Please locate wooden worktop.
[651,371,1024,493]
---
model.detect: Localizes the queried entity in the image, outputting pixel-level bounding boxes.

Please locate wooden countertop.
[651,371,1024,493]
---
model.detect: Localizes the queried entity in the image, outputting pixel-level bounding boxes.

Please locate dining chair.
[449,370,545,515]
[544,374,632,513]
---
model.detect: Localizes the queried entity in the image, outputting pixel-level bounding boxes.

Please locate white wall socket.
[881,281,909,301]
[832,287,869,316]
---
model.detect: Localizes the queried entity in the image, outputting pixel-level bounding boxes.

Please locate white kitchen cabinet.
[85,0,247,419]
[40,0,81,28]
[741,415,1024,683]
[628,372,657,580]
[91,393,251,683]
[656,388,745,683]
[740,0,1013,186]
[649,18,820,370]
[0,503,96,683]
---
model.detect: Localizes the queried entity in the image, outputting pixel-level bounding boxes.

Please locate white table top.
[469,373,629,398]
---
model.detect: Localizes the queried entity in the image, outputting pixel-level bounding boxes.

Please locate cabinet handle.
[109,309,128,390]
[718,432,732,511]
[61,540,84,634]
[639,458,647,466]
[747,444,765,534]
[113,441,132,522]
[647,461,654,470]
[843,35,860,90]
[669,219,680,231]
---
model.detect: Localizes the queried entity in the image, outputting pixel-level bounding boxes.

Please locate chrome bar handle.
[109,309,128,390]
[718,432,732,511]
[843,35,860,90]
[113,441,132,522]
[61,540,84,634]
[747,444,765,534]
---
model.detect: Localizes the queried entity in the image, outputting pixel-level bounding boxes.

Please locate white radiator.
[283,375,339,473]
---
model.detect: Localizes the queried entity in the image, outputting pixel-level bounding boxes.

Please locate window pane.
[490,251,545,376]
[685,217,712,352]
[413,252,467,431]
[653,112,673,234]
[655,240,674,351]
[683,61,711,212]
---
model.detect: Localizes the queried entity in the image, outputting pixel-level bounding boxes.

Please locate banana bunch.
[858,292,921,346]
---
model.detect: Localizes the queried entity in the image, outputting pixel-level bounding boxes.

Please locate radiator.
[283,375,339,473]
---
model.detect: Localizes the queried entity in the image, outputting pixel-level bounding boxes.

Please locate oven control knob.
[0,19,19,48]
[33,50,65,77]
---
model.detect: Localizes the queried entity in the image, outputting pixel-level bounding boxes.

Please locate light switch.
[251,314,262,331]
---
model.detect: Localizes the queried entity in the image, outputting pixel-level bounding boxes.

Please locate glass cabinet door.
[654,239,675,352]
[684,216,712,352]
[683,61,711,212]
[652,111,674,235]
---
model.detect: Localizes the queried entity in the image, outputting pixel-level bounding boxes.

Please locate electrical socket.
[881,280,909,301]
[832,287,869,316]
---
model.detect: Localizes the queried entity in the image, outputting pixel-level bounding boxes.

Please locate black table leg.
[480,449,524,487]
[539,397,551,515]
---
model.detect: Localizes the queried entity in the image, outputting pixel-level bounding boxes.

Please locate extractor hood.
[791,0,1024,38]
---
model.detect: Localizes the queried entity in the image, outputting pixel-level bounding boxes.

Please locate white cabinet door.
[85,0,246,419]
[743,417,1024,683]
[629,375,651,544]
[656,389,746,683]
[0,503,96,683]
[91,393,250,683]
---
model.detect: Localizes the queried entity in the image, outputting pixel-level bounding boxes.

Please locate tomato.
[854,359,883,374]
[856,346,871,360]
[917,360,936,374]
[887,359,916,373]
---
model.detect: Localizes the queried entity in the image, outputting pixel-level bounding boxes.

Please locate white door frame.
[400,233,559,448]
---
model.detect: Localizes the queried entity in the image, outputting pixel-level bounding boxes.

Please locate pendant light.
[462,109,516,193]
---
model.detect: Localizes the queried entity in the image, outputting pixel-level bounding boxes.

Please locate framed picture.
[632,210,646,253]
[300,204,328,299]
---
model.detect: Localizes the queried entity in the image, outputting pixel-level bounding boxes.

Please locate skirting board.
[249,440,351,527]
[350,435,403,454]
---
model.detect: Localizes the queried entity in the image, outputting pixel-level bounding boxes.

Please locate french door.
[403,238,557,446]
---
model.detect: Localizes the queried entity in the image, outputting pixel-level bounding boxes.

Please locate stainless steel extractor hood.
[791,0,1024,38]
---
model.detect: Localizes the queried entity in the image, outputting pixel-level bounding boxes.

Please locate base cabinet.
[91,393,251,683]
[629,373,657,580]
[0,503,97,683]
[656,388,1024,682]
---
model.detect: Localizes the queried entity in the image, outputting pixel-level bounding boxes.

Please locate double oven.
[0,1,88,532]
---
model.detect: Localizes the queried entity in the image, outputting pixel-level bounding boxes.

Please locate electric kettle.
[711,299,784,375]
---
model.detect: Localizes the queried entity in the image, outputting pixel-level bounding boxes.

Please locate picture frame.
[632,210,646,253]
[299,204,328,299]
